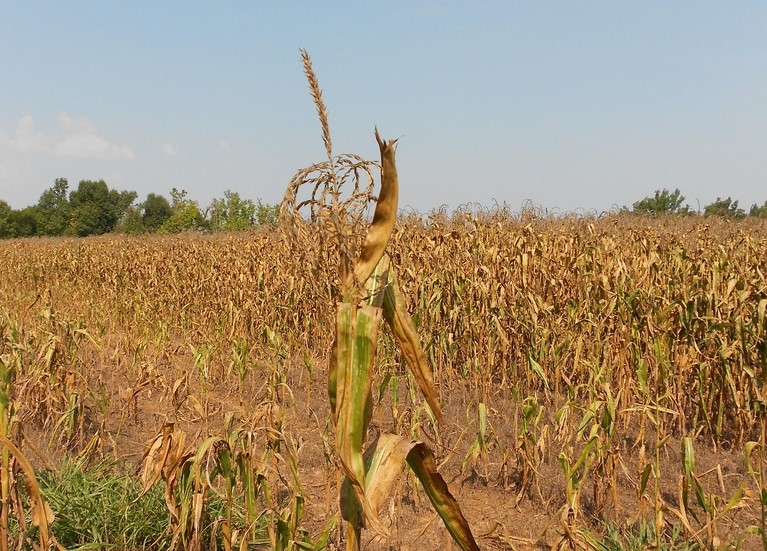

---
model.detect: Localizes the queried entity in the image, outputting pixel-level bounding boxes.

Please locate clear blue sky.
[1,2,765,214]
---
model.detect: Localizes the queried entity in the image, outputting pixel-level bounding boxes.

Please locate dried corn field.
[2,212,767,549]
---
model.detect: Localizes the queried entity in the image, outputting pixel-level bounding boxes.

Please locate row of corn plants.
[3,217,765,445]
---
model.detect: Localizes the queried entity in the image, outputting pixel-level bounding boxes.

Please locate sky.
[1,2,766,215]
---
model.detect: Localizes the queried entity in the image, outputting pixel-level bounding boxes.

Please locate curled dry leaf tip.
[354,130,400,286]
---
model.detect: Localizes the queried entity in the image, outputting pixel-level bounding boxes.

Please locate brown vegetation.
[1,213,767,548]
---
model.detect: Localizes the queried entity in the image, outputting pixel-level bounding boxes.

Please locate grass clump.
[589,521,700,551]
[33,458,172,550]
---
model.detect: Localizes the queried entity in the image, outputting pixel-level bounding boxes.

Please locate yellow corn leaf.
[362,253,391,309]
[362,433,417,515]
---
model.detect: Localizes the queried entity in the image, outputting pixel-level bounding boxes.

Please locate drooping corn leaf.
[382,266,443,423]
[406,442,481,551]
[339,432,480,551]
[134,423,187,505]
[361,433,416,515]
[0,434,56,550]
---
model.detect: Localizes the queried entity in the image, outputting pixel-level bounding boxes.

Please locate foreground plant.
[283,49,479,551]
[0,315,58,551]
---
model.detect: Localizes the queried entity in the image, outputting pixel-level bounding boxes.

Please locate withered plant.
[281,50,479,550]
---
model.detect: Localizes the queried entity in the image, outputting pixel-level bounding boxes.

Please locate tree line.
[0,178,280,238]
[2,181,766,240]
[627,188,767,219]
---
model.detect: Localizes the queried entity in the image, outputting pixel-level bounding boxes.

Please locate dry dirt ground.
[22,346,764,551]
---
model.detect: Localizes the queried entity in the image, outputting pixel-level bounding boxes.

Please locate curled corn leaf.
[353,129,399,287]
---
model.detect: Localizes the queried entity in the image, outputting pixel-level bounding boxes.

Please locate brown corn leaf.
[407,442,480,551]
[382,266,443,423]
[134,423,187,504]
[354,130,399,286]
[0,434,57,550]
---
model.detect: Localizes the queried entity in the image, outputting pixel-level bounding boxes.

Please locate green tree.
[631,188,690,215]
[209,190,256,231]
[749,200,767,218]
[68,180,138,236]
[0,200,14,238]
[255,199,280,227]
[35,177,71,236]
[142,193,172,232]
[7,207,38,237]
[117,206,146,235]
[159,188,208,234]
[703,197,745,219]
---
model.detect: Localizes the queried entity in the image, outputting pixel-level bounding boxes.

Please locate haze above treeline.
[2,179,767,240]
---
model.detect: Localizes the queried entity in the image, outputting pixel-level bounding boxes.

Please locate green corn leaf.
[311,513,338,551]
[529,357,549,391]
[682,436,695,477]
[333,302,387,536]
[377,373,393,404]
[237,453,259,523]
[478,402,487,442]
[692,476,711,515]
[724,486,746,512]
[639,463,652,496]
[573,436,598,474]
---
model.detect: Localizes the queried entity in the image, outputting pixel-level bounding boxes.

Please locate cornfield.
[3,215,767,440]
[2,211,767,548]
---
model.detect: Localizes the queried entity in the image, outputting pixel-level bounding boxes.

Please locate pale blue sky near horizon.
[1,2,765,214]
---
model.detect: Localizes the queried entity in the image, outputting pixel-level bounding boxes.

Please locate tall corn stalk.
[283,50,479,551]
